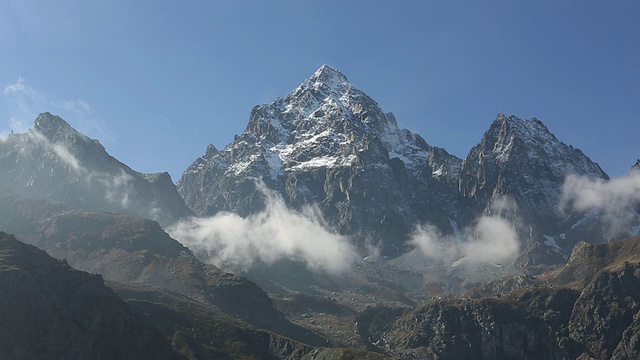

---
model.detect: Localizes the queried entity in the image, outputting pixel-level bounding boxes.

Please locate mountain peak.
[489,114,553,142]
[494,113,538,125]
[304,65,350,93]
[311,64,348,82]
[33,112,77,138]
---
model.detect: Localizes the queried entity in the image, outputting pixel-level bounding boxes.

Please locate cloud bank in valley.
[410,197,521,265]
[558,170,640,236]
[168,183,358,275]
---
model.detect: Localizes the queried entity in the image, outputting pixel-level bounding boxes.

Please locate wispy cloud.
[558,171,640,237]
[4,77,35,96]
[167,181,358,275]
[410,197,521,265]
[59,98,94,116]
[20,128,155,220]
[96,170,135,208]
[1,77,107,140]
[27,129,85,173]
[2,77,39,136]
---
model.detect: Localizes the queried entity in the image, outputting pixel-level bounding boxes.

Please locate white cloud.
[167,182,358,275]
[462,215,521,264]
[3,77,35,95]
[410,224,459,261]
[410,197,521,265]
[51,143,83,172]
[58,98,94,116]
[558,171,640,237]
[94,169,135,208]
[27,129,85,173]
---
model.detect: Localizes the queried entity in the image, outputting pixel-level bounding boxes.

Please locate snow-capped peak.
[187,65,460,187]
[308,65,350,91]
[234,66,441,177]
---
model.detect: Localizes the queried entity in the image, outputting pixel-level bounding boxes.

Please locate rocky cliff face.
[459,114,609,237]
[178,65,462,252]
[0,232,181,360]
[0,112,193,225]
[179,67,613,259]
[376,236,640,359]
[387,292,578,360]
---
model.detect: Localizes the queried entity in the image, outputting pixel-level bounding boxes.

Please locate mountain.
[0,232,181,360]
[1,230,373,359]
[179,66,612,263]
[365,236,640,359]
[633,159,640,172]
[179,65,462,252]
[1,66,639,358]
[0,112,193,226]
[0,189,324,346]
[113,282,387,360]
[459,114,609,237]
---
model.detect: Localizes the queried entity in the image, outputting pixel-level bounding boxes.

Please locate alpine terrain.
[178,65,463,254]
[0,113,193,226]
[1,65,640,359]
[178,65,614,265]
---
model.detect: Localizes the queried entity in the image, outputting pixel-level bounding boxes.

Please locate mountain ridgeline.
[179,65,462,253]
[178,65,611,257]
[0,113,193,226]
[2,65,640,359]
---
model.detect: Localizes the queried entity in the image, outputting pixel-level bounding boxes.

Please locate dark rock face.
[355,306,407,350]
[568,262,640,359]
[0,232,181,360]
[515,241,568,275]
[0,112,193,226]
[383,237,640,359]
[178,65,462,252]
[459,114,609,237]
[387,296,572,360]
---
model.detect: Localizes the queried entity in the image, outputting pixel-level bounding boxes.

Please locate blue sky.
[1,1,638,179]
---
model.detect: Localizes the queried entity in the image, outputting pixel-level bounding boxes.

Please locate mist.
[167,183,358,275]
[18,128,164,220]
[28,130,85,173]
[558,170,640,236]
[410,197,521,265]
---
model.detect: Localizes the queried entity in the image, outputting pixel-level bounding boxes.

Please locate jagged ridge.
[459,114,609,239]
[0,112,193,225]
[179,65,462,252]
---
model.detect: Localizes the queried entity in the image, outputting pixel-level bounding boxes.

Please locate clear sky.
[1,1,638,180]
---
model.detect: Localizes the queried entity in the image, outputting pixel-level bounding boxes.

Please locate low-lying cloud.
[168,183,358,275]
[410,197,521,265]
[558,170,640,237]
